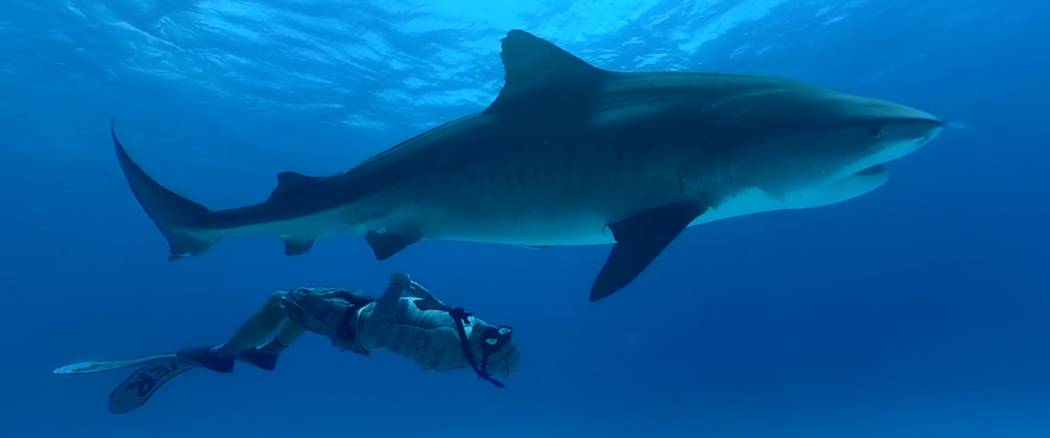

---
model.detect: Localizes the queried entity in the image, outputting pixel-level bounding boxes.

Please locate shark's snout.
[890,116,943,144]
[870,101,943,143]
[854,104,942,170]
[920,117,945,141]
[817,97,943,177]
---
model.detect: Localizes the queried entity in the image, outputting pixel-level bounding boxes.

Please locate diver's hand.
[391,272,427,291]
[390,272,412,289]
[409,280,430,294]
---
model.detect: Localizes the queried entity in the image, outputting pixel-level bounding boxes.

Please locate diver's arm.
[404,280,451,310]
[372,273,411,322]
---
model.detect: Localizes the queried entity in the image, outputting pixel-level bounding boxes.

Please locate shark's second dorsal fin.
[485,30,607,114]
[269,171,322,200]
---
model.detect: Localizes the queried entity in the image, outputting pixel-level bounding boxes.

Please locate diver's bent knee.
[264,291,289,312]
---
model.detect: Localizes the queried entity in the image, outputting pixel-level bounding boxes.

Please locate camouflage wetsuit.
[255,279,520,377]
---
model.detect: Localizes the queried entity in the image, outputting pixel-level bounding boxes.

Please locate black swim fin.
[176,347,234,373]
[237,348,278,371]
[108,357,199,414]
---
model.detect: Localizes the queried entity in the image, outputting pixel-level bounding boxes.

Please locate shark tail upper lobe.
[111,123,216,260]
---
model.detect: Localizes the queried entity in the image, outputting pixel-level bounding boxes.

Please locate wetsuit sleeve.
[371,281,406,323]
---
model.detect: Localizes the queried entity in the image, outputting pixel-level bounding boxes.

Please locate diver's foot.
[238,348,278,371]
[176,347,234,373]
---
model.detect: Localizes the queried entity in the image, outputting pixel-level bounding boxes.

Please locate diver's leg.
[268,320,306,351]
[214,292,289,357]
[178,293,288,373]
[237,320,305,371]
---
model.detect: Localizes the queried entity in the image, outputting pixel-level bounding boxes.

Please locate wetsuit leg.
[215,292,294,357]
[235,320,305,371]
[272,319,305,347]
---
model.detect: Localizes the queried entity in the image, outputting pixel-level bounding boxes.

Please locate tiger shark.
[112,29,943,301]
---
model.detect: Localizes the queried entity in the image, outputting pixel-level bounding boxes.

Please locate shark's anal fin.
[283,238,316,256]
[270,171,323,201]
[365,230,421,260]
[590,202,707,302]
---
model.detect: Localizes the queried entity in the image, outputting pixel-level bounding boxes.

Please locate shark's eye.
[867,126,884,139]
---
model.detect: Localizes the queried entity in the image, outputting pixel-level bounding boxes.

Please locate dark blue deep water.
[2,1,1048,436]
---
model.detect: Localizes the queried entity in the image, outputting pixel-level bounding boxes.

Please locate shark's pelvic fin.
[282,238,316,256]
[365,230,421,260]
[486,29,608,114]
[111,123,216,260]
[590,202,708,302]
[269,171,323,201]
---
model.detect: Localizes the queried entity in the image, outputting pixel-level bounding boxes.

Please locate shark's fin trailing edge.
[365,230,420,260]
[111,123,216,259]
[590,202,707,302]
[486,29,608,113]
[269,171,323,201]
[283,238,316,256]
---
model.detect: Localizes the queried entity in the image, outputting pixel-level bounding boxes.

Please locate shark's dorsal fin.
[269,171,322,200]
[486,30,607,114]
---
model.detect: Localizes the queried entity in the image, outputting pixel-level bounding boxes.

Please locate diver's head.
[476,323,520,379]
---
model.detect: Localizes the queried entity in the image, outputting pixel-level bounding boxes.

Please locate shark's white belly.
[694,168,887,226]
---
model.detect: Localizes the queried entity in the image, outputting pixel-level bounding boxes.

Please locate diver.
[55,273,520,414]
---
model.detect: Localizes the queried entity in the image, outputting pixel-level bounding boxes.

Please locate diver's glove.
[390,272,445,308]
[390,272,430,294]
[390,272,413,289]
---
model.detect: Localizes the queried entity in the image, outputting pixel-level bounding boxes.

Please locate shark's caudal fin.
[111,124,216,260]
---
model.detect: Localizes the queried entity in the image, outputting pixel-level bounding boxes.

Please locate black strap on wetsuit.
[336,297,373,356]
[449,307,506,388]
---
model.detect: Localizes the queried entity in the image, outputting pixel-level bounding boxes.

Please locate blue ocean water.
[2,0,1048,436]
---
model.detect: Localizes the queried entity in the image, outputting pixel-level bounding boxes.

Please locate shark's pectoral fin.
[590,202,708,302]
[365,230,421,260]
[269,171,324,201]
[282,238,316,256]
